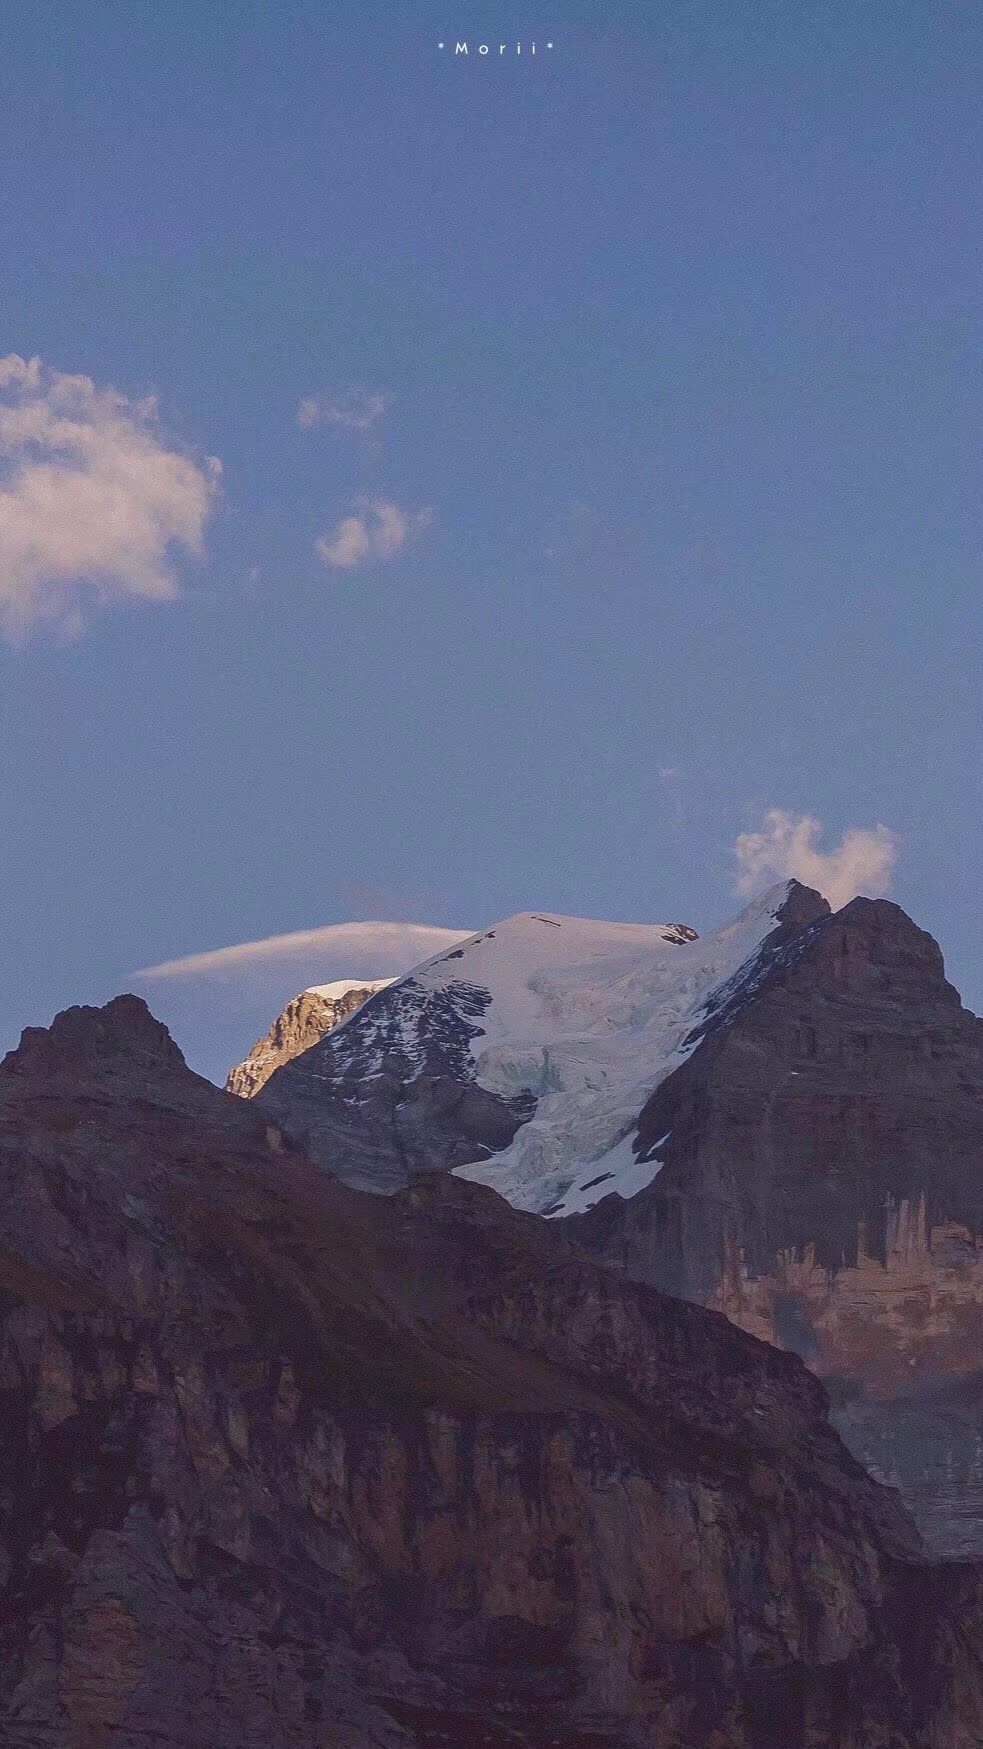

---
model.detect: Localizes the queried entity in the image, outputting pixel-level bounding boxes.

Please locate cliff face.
[570,896,983,1557]
[226,980,393,1098]
[0,996,979,1745]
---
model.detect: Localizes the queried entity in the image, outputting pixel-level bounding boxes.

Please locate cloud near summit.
[0,354,219,639]
[132,920,472,1084]
[734,809,899,911]
[136,920,471,986]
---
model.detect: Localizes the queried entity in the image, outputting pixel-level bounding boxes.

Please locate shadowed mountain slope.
[0,996,980,1742]
[570,895,983,1557]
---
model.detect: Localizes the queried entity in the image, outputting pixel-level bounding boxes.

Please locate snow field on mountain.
[306,978,396,1001]
[439,886,799,1214]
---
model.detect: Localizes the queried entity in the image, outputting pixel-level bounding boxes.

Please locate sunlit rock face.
[225,978,394,1098]
[570,895,983,1557]
[0,995,981,1744]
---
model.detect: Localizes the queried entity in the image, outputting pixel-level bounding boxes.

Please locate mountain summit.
[226,978,394,1097]
[254,883,983,1557]
[256,881,829,1208]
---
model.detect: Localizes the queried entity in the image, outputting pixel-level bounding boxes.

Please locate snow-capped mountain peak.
[451,882,827,1215]
[256,881,830,1205]
[305,977,396,1002]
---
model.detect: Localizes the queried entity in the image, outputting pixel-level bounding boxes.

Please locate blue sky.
[0,0,981,1079]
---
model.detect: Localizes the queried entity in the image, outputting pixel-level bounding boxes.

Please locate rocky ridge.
[0,995,979,1743]
[569,893,983,1557]
[226,979,394,1098]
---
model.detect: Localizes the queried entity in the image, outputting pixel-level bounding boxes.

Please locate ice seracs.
[451,882,822,1216]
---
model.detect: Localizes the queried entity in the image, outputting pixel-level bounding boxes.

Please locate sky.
[0,0,981,1081]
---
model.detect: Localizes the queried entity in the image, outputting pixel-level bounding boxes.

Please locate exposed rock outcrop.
[0,995,980,1743]
[226,979,394,1098]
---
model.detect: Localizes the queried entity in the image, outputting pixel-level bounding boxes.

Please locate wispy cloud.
[734,808,899,911]
[316,497,433,570]
[658,765,686,831]
[0,354,219,640]
[132,919,473,1084]
[297,389,391,433]
[136,920,471,984]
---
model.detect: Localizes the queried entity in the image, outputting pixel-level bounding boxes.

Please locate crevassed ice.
[446,885,796,1216]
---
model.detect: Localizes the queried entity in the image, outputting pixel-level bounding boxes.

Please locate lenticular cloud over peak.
[734,808,899,911]
[131,919,473,1085]
[0,353,219,639]
[136,920,471,985]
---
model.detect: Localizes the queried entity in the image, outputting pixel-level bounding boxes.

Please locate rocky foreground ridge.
[0,996,981,1744]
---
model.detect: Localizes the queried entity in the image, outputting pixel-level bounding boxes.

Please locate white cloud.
[136,920,471,985]
[733,809,899,911]
[0,353,219,639]
[316,497,433,570]
[131,920,473,1084]
[297,389,391,433]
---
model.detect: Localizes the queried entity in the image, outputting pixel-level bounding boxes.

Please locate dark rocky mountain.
[0,994,981,1744]
[569,893,983,1557]
[254,885,983,1561]
[256,953,538,1194]
[226,980,393,1098]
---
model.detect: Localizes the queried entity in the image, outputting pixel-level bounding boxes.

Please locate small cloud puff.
[734,808,899,911]
[0,354,219,640]
[297,389,391,433]
[316,497,433,570]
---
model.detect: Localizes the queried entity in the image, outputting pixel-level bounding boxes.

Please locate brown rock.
[0,995,980,1744]
[226,981,393,1098]
[571,895,983,1557]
